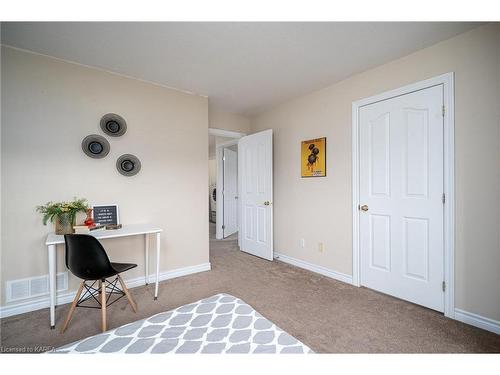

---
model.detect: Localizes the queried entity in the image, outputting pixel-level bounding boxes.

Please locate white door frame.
[351,72,455,318]
[209,128,245,240]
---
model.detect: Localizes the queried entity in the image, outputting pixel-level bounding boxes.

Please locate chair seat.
[111,262,137,274]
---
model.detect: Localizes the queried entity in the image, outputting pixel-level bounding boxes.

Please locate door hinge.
[442,193,445,204]
[442,281,446,292]
[222,225,225,229]
[442,105,445,117]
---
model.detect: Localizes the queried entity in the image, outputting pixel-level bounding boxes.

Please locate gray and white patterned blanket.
[54,293,313,354]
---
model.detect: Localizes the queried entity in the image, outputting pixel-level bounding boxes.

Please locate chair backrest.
[64,234,115,280]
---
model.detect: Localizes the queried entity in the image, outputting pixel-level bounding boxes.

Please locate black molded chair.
[61,234,138,333]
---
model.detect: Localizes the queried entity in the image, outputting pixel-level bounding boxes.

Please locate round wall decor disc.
[81,134,110,159]
[116,154,141,176]
[100,113,127,137]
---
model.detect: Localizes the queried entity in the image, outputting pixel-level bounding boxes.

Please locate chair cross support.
[76,277,126,309]
[60,275,137,334]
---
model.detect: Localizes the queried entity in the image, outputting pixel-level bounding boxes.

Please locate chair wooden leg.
[61,281,85,334]
[101,279,107,332]
[118,275,137,313]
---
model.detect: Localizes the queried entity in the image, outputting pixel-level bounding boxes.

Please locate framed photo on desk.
[92,204,120,226]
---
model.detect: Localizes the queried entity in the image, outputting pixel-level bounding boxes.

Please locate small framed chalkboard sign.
[92,204,120,226]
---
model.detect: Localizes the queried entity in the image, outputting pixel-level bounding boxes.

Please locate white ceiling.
[1,22,481,115]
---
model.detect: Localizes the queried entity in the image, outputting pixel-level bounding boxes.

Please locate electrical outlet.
[318,242,324,253]
[300,238,305,248]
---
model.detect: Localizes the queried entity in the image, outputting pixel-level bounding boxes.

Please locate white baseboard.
[454,308,500,335]
[0,262,211,319]
[274,252,353,285]
[130,262,211,288]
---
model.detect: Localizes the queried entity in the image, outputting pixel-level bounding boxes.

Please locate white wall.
[208,135,234,159]
[1,46,209,307]
[209,107,250,134]
[251,23,500,321]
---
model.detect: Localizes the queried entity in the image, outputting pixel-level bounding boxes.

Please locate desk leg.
[154,232,160,300]
[144,234,149,285]
[48,244,56,329]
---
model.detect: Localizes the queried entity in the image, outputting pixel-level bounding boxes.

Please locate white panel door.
[223,148,238,237]
[238,129,273,260]
[359,85,444,312]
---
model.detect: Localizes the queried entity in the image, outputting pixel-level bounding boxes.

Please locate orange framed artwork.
[301,137,326,177]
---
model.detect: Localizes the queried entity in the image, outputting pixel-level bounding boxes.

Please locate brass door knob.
[359,204,369,211]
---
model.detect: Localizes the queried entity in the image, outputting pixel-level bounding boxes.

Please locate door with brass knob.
[239,129,273,261]
[357,84,445,312]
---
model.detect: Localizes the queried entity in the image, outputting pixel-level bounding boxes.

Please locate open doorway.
[208,128,245,241]
[208,128,274,261]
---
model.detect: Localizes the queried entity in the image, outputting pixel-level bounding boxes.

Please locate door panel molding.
[352,72,455,318]
[238,129,273,260]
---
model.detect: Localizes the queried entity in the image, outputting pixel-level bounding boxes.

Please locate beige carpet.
[1,236,499,353]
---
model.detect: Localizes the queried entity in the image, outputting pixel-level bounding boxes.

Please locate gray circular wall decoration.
[116,154,141,176]
[81,134,110,159]
[100,113,127,137]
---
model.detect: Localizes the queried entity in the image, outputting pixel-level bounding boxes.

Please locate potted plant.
[36,198,89,235]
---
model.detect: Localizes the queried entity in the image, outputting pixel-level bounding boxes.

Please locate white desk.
[45,223,163,329]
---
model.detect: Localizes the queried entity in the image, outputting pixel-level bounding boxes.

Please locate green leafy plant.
[36,197,89,226]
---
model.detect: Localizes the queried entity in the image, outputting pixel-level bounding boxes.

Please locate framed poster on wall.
[301,137,326,177]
